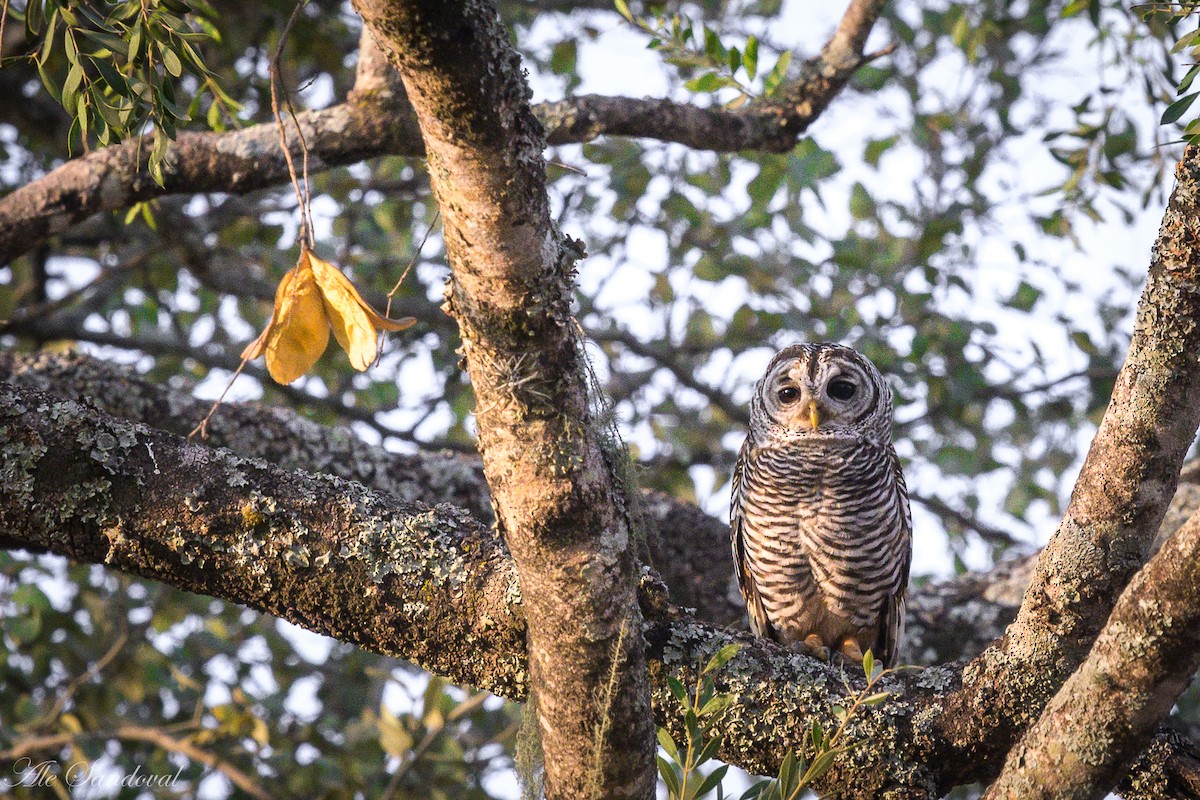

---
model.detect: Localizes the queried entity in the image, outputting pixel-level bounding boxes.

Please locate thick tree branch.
[9,348,1200,669]
[985,510,1200,799]
[0,380,528,696]
[349,0,658,796]
[3,377,1197,798]
[0,350,745,625]
[0,2,888,266]
[926,147,1200,794]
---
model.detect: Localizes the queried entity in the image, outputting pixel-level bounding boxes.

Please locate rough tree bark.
[985,509,1200,800]
[925,148,1200,796]
[349,1,658,796]
[3,374,1199,798]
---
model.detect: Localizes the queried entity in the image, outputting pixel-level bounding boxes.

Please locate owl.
[730,343,911,667]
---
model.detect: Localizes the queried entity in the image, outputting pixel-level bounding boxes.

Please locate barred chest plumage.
[739,434,904,623]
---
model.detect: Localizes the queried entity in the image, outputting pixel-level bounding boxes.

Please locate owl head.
[750,343,894,443]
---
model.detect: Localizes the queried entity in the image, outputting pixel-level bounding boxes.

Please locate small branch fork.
[0,0,893,266]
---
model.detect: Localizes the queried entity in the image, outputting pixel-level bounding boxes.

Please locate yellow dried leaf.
[251,253,330,384]
[242,249,416,384]
[308,252,416,372]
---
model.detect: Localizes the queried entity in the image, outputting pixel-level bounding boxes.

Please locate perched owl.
[731,343,911,667]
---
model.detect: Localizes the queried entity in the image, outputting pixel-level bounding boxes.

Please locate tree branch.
[350,0,657,796]
[8,348,1200,670]
[985,509,1200,799]
[4,376,1198,798]
[926,146,1200,794]
[0,1,889,266]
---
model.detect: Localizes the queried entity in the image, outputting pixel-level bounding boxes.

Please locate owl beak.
[806,400,821,430]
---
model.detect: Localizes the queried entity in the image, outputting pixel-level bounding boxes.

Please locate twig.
[385,210,441,320]
[17,623,130,733]
[194,0,310,436]
[268,0,314,249]
[188,357,251,439]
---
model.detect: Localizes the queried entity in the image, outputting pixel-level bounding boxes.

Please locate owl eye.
[827,379,857,401]
[777,386,800,404]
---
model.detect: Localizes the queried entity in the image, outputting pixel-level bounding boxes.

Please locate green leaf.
[685,708,701,742]
[1162,91,1199,125]
[695,734,722,766]
[91,56,130,98]
[667,676,689,705]
[805,748,840,782]
[658,756,683,798]
[127,24,143,62]
[703,27,725,61]
[162,47,183,77]
[686,72,736,93]
[704,643,741,674]
[1008,280,1041,312]
[744,35,759,80]
[762,51,791,95]
[77,93,90,141]
[698,693,735,718]
[950,13,970,49]
[861,649,875,681]
[64,30,78,64]
[62,62,85,111]
[614,0,633,22]
[849,182,874,220]
[657,727,681,762]
[1179,64,1200,95]
[777,751,797,793]
[864,135,898,167]
[12,583,51,611]
[695,764,730,798]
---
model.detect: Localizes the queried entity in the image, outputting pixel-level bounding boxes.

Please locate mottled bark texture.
[3,376,1198,799]
[0,380,529,699]
[985,510,1200,800]
[348,1,657,796]
[931,149,1200,796]
[0,1,887,267]
[0,351,744,627]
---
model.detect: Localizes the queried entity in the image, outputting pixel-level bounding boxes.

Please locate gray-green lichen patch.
[359,501,475,586]
[54,477,112,526]
[77,424,138,473]
[0,423,47,507]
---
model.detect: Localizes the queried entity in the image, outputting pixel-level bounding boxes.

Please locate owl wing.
[874,447,913,668]
[731,438,776,640]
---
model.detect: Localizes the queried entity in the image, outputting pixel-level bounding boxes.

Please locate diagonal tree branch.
[985,508,1200,799]
[924,146,1200,796]
[0,2,887,266]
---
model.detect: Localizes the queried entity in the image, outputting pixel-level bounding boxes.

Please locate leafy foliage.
[0,554,516,799]
[2,0,1199,796]
[5,0,240,182]
[615,0,792,106]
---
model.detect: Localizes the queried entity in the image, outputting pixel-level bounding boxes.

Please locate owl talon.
[802,634,831,662]
[840,639,865,663]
